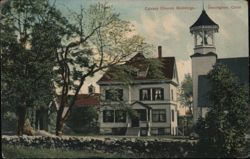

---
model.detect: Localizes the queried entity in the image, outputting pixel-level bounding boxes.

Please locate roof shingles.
[98,53,175,83]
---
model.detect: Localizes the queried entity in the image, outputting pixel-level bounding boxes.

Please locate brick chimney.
[158,46,162,58]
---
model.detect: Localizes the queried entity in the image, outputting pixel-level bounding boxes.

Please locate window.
[103,110,114,122]
[140,88,164,101]
[140,89,151,100]
[105,89,123,101]
[88,85,95,94]
[115,110,126,122]
[152,109,166,122]
[153,88,164,100]
[172,110,175,122]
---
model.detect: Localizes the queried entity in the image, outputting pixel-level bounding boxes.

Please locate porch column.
[147,109,152,136]
[126,112,130,127]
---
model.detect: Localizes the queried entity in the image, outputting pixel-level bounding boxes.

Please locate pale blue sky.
[52,0,248,93]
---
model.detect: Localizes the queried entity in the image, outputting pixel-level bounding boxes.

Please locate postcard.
[1,0,249,158]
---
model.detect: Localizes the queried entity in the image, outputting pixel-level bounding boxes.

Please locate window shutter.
[161,88,164,100]
[105,90,109,100]
[139,89,143,100]
[152,88,155,100]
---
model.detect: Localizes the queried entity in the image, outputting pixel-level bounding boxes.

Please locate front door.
[131,116,139,127]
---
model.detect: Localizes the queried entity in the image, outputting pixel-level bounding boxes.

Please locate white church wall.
[192,55,217,123]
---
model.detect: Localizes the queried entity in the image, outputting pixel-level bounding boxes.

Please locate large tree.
[1,0,58,135]
[178,73,193,114]
[195,63,250,157]
[52,3,152,136]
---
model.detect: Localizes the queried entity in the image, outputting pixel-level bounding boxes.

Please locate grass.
[2,144,121,158]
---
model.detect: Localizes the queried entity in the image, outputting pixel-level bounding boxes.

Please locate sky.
[53,0,249,93]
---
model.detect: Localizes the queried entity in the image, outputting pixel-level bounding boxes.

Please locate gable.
[131,101,151,110]
[172,62,179,85]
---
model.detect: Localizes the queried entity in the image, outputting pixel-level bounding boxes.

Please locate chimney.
[158,46,162,58]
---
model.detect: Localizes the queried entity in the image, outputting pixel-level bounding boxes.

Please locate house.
[97,46,179,136]
[190,9,249,123]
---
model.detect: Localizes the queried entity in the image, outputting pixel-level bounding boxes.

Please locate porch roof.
[131,101,152,110]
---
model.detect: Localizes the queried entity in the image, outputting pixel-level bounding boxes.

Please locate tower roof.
[190,9,219,29]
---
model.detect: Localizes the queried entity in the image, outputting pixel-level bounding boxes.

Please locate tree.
[66,106,98,134]
[1,0,57,135]
[52,3,153,136]
[178,74,193,114]
[196,63,250,157]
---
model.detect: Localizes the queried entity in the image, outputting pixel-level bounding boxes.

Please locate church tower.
[190,9,219,123]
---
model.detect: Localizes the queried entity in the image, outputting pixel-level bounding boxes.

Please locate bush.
[23,119,35,135]
[66,106,98,134]
[2,111,17,132]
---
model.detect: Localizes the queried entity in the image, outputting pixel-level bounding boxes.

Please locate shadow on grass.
[2,144,119,158]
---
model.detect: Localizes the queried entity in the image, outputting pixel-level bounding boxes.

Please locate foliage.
[2,111,17,132]
[195,63,250,157]
[66,106,98,134]
[1,0,57,135]
[178,74,193,112]
[178,115,193,136]
[23,119,35,135]
[47,105,58,133]
[52,2,158,135]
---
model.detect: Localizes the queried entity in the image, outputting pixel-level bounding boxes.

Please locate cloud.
[140,13,158,39]
[162,14,185,39]
[176,60,191,83]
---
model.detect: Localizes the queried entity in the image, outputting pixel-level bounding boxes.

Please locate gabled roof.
[190,9,219,28]
[131,101,152,109]
[74,93,100,107]
[97,52,176,83]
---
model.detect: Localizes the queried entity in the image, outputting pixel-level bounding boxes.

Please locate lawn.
[2,144,121,158]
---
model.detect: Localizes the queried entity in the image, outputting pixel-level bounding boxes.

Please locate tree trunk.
[56,103,65,136]
[56,115,64,136]
[17,107,26,136]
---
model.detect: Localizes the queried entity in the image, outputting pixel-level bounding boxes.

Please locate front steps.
[125,127,140,136]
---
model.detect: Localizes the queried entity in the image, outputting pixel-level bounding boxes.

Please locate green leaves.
[1,0,57,134]
[196,63,250,157]
[178,74,193,109]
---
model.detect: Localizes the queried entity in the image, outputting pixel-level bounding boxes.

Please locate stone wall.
[2,135,197,158]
